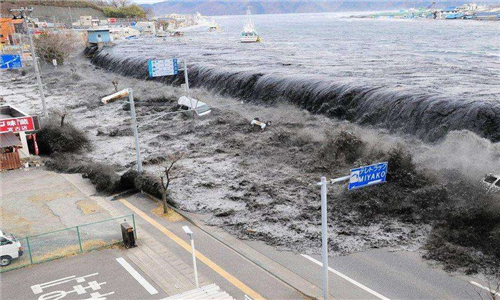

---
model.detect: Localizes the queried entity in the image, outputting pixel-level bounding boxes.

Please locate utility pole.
[10,7,48,117]
[128,88,143,173]
[26,18,48,117]
[68,6,73,28]
[101,89,143,173]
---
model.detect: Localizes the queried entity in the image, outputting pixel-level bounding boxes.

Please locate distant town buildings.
[358,2,500,20]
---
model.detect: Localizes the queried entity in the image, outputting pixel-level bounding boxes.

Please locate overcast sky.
[131,0,500,3]
[132,0,162,3]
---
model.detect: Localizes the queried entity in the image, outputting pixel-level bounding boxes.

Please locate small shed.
[0,131,22,170]
[0,105,40,162]
[87,28,113,48]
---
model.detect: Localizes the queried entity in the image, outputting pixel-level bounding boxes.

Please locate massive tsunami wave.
[87,13,500,142]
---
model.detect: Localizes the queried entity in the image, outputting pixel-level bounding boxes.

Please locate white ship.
[208,19,221,32]
[240,7,260,43]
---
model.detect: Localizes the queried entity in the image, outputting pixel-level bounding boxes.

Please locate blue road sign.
[348,162,388,190]
[148,58,178,77]
[0,54,23,69]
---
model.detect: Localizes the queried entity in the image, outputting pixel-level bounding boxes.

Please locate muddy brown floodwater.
[2,54,499,274]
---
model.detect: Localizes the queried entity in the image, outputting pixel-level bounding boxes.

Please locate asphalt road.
[0,249,167,300]
[236,230,496,300]
[109,194,304,300]
[114,193,496,300]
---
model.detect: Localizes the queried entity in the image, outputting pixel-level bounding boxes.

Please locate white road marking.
[31,273,99,294]
[470,281,500,296]
[116,257,158,295]
[301,254,391,300]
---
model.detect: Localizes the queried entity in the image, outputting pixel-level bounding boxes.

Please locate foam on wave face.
[88,47,500,143]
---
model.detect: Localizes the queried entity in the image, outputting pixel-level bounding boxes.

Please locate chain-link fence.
[1,214,135,272]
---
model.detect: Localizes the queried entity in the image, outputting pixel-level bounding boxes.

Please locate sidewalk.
[62,173,304,300]
[61,174,212,297]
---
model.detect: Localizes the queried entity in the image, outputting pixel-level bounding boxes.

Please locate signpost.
[317,162,388,300]
[348,162,388,190]
[148,58,178,77]
[0,54,23,69]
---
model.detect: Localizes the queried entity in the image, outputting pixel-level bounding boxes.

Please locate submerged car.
[177,96,211,116]
[483,174,500,192]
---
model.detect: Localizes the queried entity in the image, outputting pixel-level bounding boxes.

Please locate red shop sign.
[0,116,35,133]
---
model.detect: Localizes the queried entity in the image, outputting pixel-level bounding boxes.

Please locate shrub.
[37,121,89,154]
[82,163,122,194]
[34,32,81,65]
[45,155,130,194]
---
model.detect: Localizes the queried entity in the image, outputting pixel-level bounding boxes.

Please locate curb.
[143,192,320,300]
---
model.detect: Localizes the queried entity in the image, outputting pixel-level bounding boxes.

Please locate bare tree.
[143,6,154,18]
[108,0,131,7]
[34,32,81,65]
[51,107,68,127]
[159,153,183,214]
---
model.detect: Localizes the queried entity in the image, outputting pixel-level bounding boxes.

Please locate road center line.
[116,257,159,295]
[470,281,500,296]
[119,199,266,300]
[301,254,391,300]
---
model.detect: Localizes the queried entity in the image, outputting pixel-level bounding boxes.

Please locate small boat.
[169,30,184,37]
[240,7,260,43]
[208,19,221,32]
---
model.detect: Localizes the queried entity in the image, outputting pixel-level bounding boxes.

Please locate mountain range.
[141,0,500,16]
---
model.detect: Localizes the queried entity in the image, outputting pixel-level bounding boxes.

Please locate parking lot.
[0,249,167,300]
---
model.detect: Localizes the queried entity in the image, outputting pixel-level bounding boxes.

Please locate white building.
[109,26,141,39]
[135,22,156,35]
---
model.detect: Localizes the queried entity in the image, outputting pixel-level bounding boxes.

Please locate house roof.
[0,131,21,148]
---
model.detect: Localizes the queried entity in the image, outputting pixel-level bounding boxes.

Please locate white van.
[178,96,211,116]
[0,230,23,266]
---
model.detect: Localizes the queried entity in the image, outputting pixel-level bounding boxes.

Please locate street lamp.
[182,225,199,288]
[101,88,143,172]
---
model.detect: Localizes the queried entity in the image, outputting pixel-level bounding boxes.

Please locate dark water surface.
[92,13,500,141]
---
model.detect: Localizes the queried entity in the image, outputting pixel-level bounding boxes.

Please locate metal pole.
[183,59,190,97]
[25,18,48,117]
[26,237,33,264]
[320,176,329,300]
[132,214,137,239]
[183,59,196,120]
[190,235,199,288]
[128,89,143,172]
[68,6,73,28]
[76,226,83,253]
